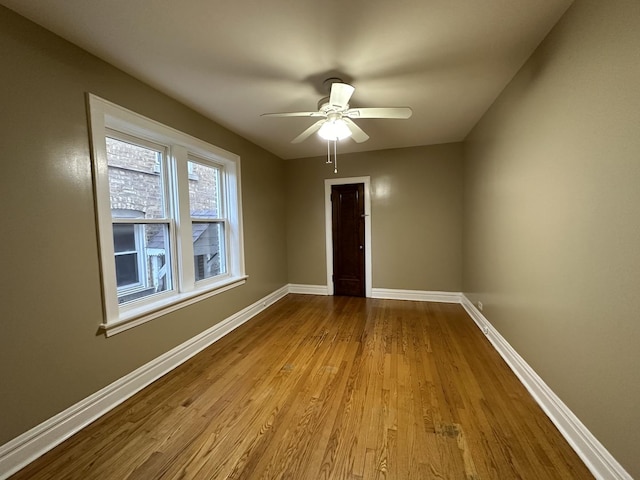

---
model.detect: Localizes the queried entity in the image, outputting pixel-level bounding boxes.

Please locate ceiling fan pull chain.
[326,139,332,164]
[334,140,338,174]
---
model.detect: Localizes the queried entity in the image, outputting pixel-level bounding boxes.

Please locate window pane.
[113,223,136,252]
[115,253,139,287]
[192,222,225,281]
[106,136,166,219]
[188,160,220,218]
[114,223,173,305]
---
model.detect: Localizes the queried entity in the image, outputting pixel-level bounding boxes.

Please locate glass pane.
[192,222,225,281]
[114,223,173,305]
[106,136,166,219]
[115,253,138,287]
[188,160,220,218]
[113,224,136,252]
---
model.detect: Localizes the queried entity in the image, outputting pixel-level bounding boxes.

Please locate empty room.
[0,0,638,479]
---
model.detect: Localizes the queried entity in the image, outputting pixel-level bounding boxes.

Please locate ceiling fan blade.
[343,118,370,143]
[291,120,325,143]
[261,111,325,117]
[345,107,413,119]
[329,83,355,109]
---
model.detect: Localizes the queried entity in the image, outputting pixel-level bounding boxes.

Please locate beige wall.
[3,0,638,475]
[286,144,463,292]
[462,0,640,476]
[0,6,287,444]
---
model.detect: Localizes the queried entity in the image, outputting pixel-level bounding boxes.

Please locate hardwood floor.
[10,295,594,479]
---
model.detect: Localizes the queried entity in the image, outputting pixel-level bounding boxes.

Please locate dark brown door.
[331,183,365,297]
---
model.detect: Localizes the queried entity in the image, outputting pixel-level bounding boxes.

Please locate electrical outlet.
[477,301,483,312]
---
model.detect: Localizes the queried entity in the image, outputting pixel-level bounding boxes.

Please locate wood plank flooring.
[10,295,594,479]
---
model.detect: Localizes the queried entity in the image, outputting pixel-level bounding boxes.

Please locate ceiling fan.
[261,78,413,144]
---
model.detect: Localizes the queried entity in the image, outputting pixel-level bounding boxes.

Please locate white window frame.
[113,222,146,294]
[88,94,246,336]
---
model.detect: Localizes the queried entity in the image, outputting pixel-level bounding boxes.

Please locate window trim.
[88,93,246,336]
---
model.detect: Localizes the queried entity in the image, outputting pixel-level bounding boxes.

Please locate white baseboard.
[288,285,462,303]
[371,287,462,303]
[460,295,632,480]
[288,284,329,295]
[0,285,289,480]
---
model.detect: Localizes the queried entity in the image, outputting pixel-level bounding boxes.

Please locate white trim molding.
[0,286,289,480]
[460,295,633,480]
[288,284,330,296]
[324,176,372,297]
[371,288,462,303]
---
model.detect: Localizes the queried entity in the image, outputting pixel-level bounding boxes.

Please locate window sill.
[100,275,248,337]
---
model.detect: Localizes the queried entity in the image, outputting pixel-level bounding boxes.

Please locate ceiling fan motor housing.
[318,96,346,113]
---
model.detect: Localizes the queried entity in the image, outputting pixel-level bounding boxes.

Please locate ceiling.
[2,0,573,159]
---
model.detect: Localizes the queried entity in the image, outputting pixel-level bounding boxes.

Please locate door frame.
[324,176,372,297]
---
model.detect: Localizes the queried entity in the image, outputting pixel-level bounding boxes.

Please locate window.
[107,135,172,306]
[189,159,227,282]
[88,94,246,335]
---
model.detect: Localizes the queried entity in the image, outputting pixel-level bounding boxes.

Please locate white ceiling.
[2,0,573,159]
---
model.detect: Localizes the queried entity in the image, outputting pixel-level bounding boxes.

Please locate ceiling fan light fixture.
[318,118,352,141]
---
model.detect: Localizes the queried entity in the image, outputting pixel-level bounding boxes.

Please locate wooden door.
[331,183,365,297]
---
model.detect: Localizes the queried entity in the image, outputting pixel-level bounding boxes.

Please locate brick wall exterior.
[106,138,219,217]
